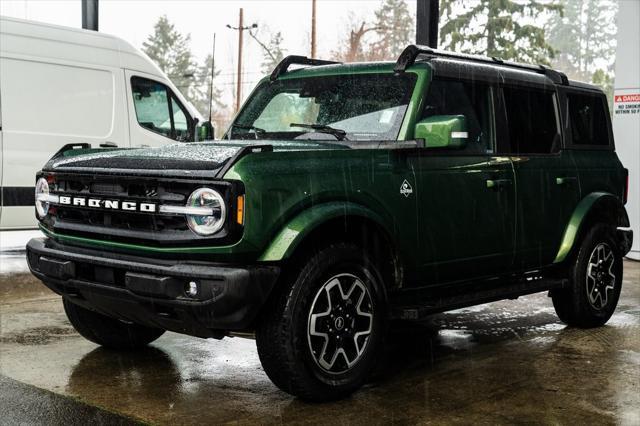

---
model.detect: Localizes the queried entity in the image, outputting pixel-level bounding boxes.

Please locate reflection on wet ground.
[1,254,638,424]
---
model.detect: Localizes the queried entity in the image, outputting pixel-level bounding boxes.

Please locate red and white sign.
[614,94,640,103]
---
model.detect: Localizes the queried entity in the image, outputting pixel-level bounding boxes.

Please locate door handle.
[486,179,512,190]
[99,141,118,148]
[556,176,578,186]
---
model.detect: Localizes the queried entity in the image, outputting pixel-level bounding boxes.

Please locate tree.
[370,0,414,59]
[257,30,286,75]
[546,0,617,97]
[439,0,563,65]
[195,54,225,117]
[142,16,224,117]
[332,0,412,62]
[331,19,381,62]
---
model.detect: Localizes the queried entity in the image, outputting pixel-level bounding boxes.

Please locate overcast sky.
[1,0,417,106]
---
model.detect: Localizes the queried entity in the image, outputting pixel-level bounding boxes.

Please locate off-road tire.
[63,298,165,349]
[551,224,623,328]
[255,243,387,401]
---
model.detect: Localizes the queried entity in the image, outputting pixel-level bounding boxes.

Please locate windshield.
[229,73,417,141]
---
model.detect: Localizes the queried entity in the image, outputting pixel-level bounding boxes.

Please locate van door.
[498,85,580,270]
[408,78,516,285]
[124,70,194,148]
[0,57,126,229]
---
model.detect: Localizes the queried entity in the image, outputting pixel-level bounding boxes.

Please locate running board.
[391,277,568,321]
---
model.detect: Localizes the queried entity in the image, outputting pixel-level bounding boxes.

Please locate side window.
[131,77,192,141]
[568,93,609,146]
[421,78,494,154]
[501,86,560,154]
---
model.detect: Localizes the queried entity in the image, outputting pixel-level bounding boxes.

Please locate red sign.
[615,94,640,103]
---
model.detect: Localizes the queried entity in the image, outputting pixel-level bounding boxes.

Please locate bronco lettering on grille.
[58,196,156,213]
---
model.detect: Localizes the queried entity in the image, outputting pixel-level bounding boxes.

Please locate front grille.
[41,173,241,248]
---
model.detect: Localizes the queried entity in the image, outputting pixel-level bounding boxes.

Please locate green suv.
[27,45,633,401]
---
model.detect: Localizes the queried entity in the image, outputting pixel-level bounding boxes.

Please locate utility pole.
[236,8,243,112]
[311,0,317,57]
[227,9,258,112]
[416,0,439,48]
[81,0,99,31]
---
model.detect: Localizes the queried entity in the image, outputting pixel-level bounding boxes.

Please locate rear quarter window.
[568,92,610,147]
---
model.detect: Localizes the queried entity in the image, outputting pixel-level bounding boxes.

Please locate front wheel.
[256,243,387,401]
[551,224,623,328]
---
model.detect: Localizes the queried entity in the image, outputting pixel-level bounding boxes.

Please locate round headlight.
[186,188,226,236]
[35,177,50,218]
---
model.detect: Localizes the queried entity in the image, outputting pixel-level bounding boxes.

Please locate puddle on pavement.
[0,261,638,424]
[1,325,76,345]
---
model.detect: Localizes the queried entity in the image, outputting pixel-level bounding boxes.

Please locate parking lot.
[1,249,638,425]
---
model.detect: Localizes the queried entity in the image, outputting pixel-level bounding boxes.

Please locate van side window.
[568,93,609,146]
[501,86,560,154]
[131,77,192,141]
[422,78,494,153]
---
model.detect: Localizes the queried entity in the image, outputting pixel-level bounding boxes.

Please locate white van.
[0,16,208,230]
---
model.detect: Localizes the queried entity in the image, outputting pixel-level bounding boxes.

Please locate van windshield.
[229,73,417,141]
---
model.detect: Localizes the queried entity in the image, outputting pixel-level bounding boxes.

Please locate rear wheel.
[255,243,387,401]
[551,224,623,328]
[63,298,165,349]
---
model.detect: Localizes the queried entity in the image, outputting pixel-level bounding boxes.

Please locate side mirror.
[414,115,467,149]
[196,121,215,141]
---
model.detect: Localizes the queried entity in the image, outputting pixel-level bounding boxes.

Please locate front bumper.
[26,238,279,338]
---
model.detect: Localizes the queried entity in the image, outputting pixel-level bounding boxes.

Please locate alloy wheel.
[585,243,616,310]
[307,273,374,374]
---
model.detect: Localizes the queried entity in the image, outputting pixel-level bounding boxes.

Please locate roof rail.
[394,44,568,85]
[270,55,340,81]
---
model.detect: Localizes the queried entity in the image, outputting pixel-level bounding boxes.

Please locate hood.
[44,140,344,176]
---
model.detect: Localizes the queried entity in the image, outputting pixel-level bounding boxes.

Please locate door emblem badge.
[400,179,413,197]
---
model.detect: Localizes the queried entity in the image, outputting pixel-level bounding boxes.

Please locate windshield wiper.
[229,124,266,139]
[289,123,349,141]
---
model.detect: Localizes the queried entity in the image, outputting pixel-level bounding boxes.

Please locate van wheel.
[255,243,387,401]
[63,298,165,349]
[551,224,623,328]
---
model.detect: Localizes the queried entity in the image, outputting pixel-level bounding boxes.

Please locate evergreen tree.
[196,54,225,117]
[439,0,563,65]
[371,0,414,59]
[546,0,617,83]
[142,16,224,116]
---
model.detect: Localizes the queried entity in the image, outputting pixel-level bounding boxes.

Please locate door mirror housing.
[196,121,215,141]
[414,115,467,149]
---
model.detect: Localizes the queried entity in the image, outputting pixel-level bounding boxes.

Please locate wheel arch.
[258,202,403,290]
[554,192,630,264]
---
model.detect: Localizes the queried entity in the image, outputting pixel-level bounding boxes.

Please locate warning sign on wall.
[614,92,640,115]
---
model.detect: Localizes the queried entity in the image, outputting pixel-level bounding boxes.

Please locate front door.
[125,70,194,148]
[408,78,516,285]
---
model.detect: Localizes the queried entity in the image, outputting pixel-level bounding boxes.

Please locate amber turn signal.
[236,195,245,225]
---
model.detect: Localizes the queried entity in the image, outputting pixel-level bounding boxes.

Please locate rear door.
[497,84,580,270]
[408,77,516,285]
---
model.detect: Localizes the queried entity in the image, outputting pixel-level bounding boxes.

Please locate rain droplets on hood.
[50,142,242,169]
[47,140,340,171]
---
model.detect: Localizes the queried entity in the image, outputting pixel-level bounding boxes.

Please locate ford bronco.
[27,45,633,401]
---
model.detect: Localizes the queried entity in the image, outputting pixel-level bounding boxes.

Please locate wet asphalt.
[0,253,638,425]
